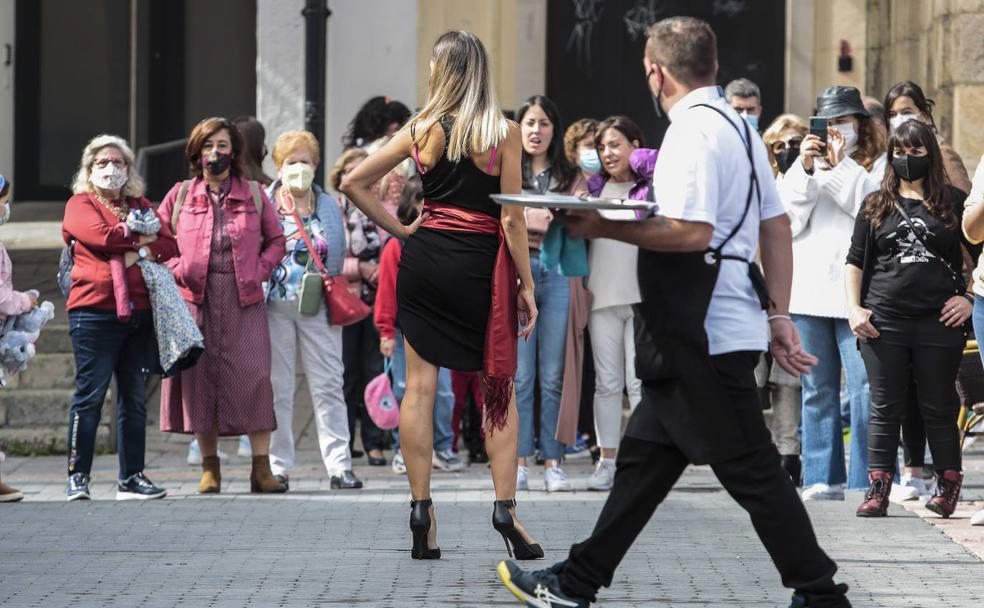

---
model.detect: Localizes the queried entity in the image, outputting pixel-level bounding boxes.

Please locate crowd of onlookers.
[0,80,981,530]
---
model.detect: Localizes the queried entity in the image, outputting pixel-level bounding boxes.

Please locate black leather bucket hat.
[815,86,869,118]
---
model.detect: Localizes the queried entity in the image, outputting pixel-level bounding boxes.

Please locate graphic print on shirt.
[887,217,935,264]
[268,214,329,301]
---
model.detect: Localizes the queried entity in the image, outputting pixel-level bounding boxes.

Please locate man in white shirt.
[497,17,851,608]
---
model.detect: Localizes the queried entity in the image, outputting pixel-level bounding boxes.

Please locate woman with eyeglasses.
[759,114,808,486]
[62,134,178,501]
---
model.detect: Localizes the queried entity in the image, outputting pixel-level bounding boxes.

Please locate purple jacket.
[159,176,286,307]
[587,148,659,199]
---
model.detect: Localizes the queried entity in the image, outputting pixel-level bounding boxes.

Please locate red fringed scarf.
[421,200,518,432]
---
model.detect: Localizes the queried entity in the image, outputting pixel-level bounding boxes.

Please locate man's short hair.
[724,78,761,104]
[645,17,717,86]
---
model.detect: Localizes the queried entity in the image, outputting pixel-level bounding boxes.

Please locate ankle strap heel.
[491,498,543,560]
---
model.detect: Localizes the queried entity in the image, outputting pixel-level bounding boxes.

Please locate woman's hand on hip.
[402,211,429,240]
[848,305,879,340]
[517,287,538,341]
[940,295,972,327]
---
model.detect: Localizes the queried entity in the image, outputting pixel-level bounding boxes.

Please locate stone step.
[35,324,72,354]
[0,424,111,454]
[8,353,75,390]
[1,388,75,426]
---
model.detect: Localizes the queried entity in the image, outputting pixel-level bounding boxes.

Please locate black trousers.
[342,315,386,452]
[901,381,927,469]
[558,352,837,603]
[859,315,964,472]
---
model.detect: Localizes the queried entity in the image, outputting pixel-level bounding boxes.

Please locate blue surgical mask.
[578,149,602,175]
[741,113,760,132]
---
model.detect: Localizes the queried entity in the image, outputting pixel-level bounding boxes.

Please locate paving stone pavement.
[3,441,984,607]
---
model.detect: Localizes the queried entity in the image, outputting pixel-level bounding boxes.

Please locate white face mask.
[90,164,128,191]
[890,113,920,134]
[282,161,315,192]
[832,123,859,152]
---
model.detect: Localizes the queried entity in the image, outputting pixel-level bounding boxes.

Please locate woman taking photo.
[341,30,541,561]
[159,117,287,494]
[846,120,969,518]
[515,95,577,493]
[63,134,177,501]
[265,130,363,491]
[584,116,654,492]
[779,86,886,500]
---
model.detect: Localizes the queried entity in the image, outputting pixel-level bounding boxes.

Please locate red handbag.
[292,208,370,327]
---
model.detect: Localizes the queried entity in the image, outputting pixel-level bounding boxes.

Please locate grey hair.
[724,78,761,104]
[71,134,146,198]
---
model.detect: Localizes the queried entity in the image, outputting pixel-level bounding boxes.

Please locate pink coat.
[0,243,33,321]
[158,177,286,307]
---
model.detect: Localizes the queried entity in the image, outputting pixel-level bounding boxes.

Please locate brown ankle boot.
[250,456,287,493]
[926,469,963,518]
[856,471,893,517]
[197,455,221,494]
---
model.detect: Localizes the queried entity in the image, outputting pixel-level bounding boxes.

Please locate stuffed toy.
[8,300,54,341]
[0,331,35,375]
[127,207,161,235]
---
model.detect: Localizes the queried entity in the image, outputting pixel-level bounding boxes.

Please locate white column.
[256,0,306,179]
[0,0,14,181]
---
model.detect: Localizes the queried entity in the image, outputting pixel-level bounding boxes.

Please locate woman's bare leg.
[486,389,537,543]
[402,339,441,548]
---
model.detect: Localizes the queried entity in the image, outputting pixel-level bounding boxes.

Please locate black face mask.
[892,153,931,182]
[775,148,800,174]
[203,152,233,176]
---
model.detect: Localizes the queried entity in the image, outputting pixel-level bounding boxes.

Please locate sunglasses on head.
[770,137,803,154]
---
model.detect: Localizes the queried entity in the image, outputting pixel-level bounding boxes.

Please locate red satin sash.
[421,200,517,431]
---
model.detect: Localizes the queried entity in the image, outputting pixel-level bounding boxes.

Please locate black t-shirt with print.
[847,188,967,319]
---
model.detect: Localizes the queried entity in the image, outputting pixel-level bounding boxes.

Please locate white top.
[962,153,984,296]
[587,180,641,311]
[779,148,887,318]
[654,86,786,355]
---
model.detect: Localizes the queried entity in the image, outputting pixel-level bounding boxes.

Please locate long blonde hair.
[71,134,145,198]
[407,31,508,162]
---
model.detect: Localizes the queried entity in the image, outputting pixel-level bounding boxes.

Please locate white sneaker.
[432,449,465,472]
[237,436,252,458]
[544,466,573,492]
[186,439,228,465]
[517,465,529,491]
[801,482,845,501]
[392,451,407,475]
[587,459,616,491]
[971,508,984,526]
[890,472,930,503]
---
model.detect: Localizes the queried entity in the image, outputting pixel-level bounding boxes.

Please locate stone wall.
[865,0,984,164]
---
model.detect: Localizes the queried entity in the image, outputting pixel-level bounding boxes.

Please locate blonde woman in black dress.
[341,30,541,561]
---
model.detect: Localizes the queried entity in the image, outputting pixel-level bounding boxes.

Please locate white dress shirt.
[653,86,786,355]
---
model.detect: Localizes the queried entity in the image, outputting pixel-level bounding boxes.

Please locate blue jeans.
[391,329,455,453]
[67,308,154,479]
[974,296,984,367]
[516,255,570,461]
[793,314,870,489]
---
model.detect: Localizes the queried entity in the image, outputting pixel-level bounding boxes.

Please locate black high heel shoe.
[409,498,441,560]
[492,499,544,560]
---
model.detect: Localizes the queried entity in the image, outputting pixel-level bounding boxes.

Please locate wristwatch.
[138,246,150,260]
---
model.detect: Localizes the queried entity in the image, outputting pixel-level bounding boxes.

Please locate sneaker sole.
[116,490,167,501]
[497,561,545,608]
[802,493,845,501]
[66,493,90,502]
[587,484,612,491]
[0,492,24,502]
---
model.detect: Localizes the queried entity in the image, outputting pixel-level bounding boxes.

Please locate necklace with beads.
[91,190,127,221]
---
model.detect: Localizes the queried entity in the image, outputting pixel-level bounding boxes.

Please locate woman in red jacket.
[62,134,178,501]
[158,117,287,494]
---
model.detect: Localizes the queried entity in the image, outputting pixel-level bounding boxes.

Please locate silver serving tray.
[490,193,657,211]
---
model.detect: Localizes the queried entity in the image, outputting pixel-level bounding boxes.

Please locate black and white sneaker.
[497,560,588,607]
[116,472,167,500]
[66,472,91,502]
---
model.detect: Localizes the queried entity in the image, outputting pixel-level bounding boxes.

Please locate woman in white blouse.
[778,86,886,500]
